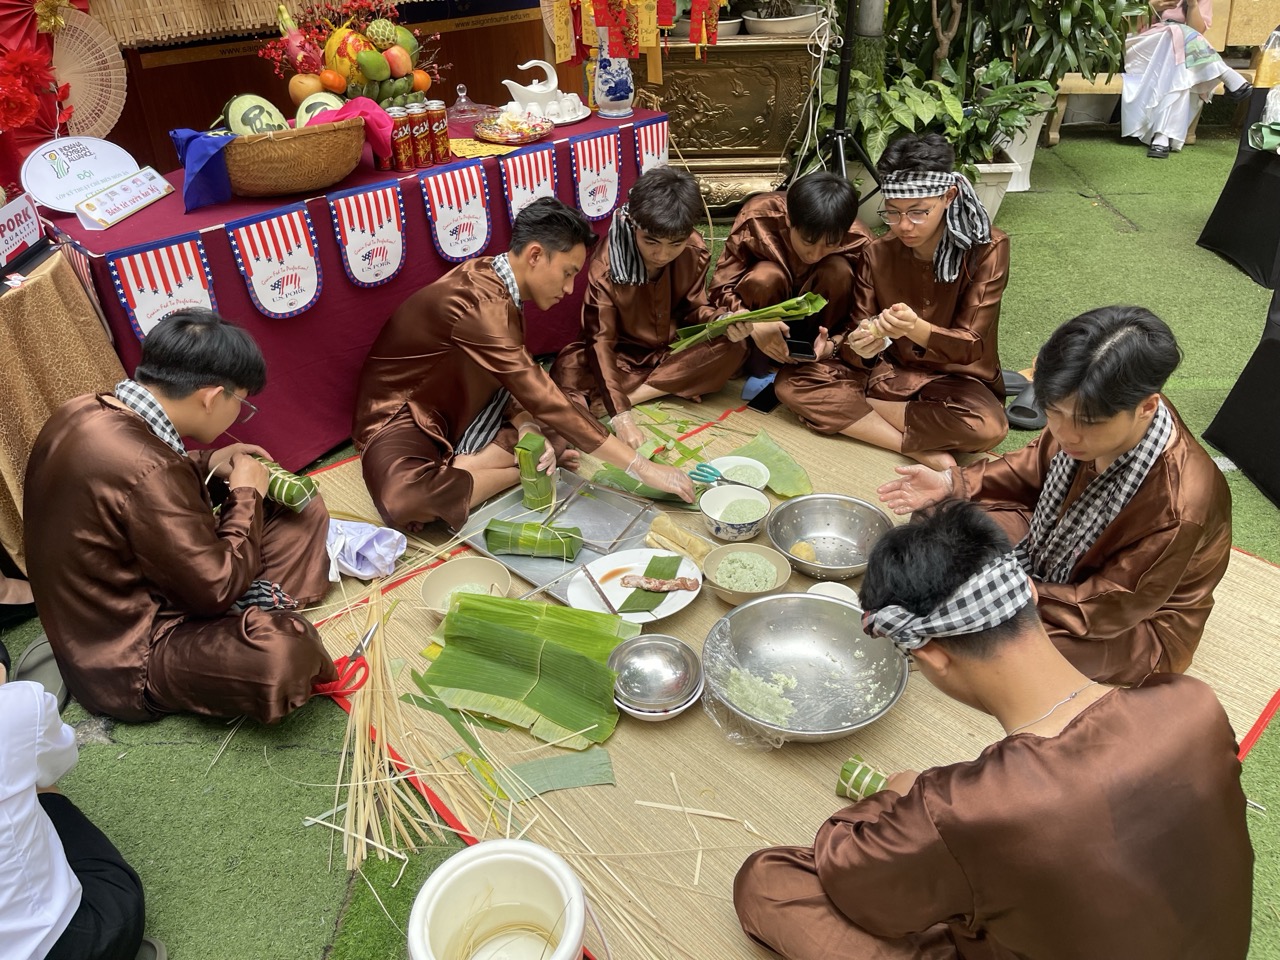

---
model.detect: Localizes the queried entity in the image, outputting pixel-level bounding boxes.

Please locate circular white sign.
[20,137,140,213]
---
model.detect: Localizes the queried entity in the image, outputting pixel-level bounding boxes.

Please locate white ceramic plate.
[552,104,592,126]
[567,548,702,623]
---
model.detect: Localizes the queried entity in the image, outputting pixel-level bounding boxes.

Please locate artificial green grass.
[3,126,1279,959]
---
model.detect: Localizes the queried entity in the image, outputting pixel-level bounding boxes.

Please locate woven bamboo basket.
[223,117,366,198]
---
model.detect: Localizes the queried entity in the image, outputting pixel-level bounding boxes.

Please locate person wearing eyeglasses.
[775,133,1009,471]
[21,308,336,724]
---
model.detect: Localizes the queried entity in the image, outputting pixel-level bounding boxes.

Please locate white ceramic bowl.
[807,581,862,607]
[699,485,771,542]
[706,455,770,490]
[420,555,511,610]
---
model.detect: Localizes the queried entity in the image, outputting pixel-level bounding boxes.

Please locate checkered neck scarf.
[607,204,648,286]
[880,170,991,283]
[116,381,298,613]
[862,552,1032,651]
[114,380,186,456]
[456,255,520,456]
[1016,400,1174,583]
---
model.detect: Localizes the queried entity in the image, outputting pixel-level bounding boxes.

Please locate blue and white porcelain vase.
[594,28,635,119]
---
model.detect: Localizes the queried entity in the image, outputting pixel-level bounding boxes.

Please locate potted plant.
[668,0,744,38]
[795,60,1052,221]
[988,0,1145,189]
[734,0,827,37]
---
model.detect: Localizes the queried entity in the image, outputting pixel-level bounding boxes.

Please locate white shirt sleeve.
[31,684,78,788]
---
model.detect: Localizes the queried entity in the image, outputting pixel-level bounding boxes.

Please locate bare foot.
[0,576,33,606]
[558,449,581,471]
[912,449,958,472]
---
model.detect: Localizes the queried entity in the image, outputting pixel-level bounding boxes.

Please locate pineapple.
[365,18,397,51]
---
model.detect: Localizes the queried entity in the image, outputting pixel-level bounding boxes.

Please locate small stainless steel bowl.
[767,493,894,580]
[702,592,907,742]
[607,634,703,711]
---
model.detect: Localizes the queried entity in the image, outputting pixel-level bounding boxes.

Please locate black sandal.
[1147,143,1171,159]
[1006,385,1048,431]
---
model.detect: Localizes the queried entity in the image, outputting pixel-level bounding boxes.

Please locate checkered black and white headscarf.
[861,551,1032,651]
[880,170,991,283]
[114,380,186,456]
[607,204,648,286]
[1016,399,1173,583]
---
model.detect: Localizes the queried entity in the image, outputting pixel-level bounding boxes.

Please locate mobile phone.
[784,338,817,361]
[747,382,781,413]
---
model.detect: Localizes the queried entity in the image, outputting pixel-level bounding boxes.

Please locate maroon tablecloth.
[46,110,663,470]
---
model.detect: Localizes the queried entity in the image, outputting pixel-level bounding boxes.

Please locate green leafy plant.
[991,0,1147,85]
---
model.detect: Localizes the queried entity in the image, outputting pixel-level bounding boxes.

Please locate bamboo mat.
[306,388,1280,959]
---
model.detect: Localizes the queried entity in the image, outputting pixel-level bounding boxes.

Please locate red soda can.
[388,107,414,172]
[425,99,450,165]
[375,151,392,172]
[406,104,432,168]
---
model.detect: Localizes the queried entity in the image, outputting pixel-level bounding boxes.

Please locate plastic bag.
[1257,24,1280,88]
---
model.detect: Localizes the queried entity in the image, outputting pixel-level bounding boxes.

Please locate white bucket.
[407,840,586,960]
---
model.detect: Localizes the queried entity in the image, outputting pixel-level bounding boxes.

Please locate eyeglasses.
[878,202,942,225]
[223,388,259,424]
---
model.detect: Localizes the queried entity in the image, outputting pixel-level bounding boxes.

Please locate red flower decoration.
[0,82,40,131]
[0,46,55,92]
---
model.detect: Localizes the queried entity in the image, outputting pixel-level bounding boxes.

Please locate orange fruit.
[412,69,432,93]
[319,69,347,94]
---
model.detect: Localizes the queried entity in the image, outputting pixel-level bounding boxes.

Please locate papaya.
[356,49,391,82]
[323,25,374,84]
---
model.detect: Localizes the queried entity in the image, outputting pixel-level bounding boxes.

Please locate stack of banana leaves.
[409,595,640,750]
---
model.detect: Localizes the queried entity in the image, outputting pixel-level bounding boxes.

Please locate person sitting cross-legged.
[0,639,161,960]
[353,197,695,533]
[775,133,1009,471]
[733,499,1253,960]
[550,166,750,448]
[709,171,871,375]
[23,309,337,724]
[877,305,1231,685]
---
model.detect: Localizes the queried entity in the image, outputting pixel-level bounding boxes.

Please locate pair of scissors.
[312,621,376,704]
[687,462,759,490]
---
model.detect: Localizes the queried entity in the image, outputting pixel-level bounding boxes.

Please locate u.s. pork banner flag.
[420,161,491,262]
[225,204,324,319]
[106,233,217,340]
[634,117,669,174]
[498,145,557,226]
[570,130,622,221]
[328,180,407,288]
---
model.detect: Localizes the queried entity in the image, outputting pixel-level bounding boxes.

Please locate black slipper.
[1002,369,1030,396]
[13,635,70,711]
[0,600,37,629]
[1006,385,1048,431]
[1147,143,1170,159]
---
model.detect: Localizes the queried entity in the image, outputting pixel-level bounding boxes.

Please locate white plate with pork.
[567,548,702,623]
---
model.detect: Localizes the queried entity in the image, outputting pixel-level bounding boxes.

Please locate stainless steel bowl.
[703,593,907,742]
[607,634,703,710]
[767,493,894,580]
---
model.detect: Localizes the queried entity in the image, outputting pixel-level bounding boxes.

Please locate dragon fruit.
[275,5,322,74]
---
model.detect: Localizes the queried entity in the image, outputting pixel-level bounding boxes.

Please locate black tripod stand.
[819,0,881,203]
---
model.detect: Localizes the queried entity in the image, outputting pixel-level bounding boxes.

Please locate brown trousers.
[549,336,747,418]
[734,846,1004,960]
[144,496,336,725]
[359,404,520,533]
[775,360,1008,455]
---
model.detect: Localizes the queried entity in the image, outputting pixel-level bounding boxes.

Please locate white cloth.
[326,518,407,581]
[1121,24,1230,149]
[0,681,81,960]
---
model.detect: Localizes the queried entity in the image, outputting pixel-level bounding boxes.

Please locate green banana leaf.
[669,292,829,354]
[731,431,812,497]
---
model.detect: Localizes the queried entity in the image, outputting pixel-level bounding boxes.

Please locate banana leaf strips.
[837,755,888,801]
[484,519,583,560]
[422,620,621,750]
[443,594,638,664]
[515,431,554,510]
[668,292,829,355]
[252,457,320,512]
